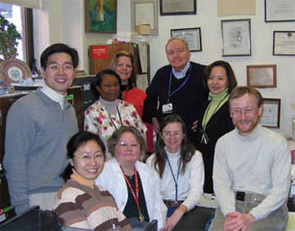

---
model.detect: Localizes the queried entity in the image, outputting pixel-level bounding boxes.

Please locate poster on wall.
[85,0,117,33]
[260,98,281,128]
[273,31,295,56]
[170,28,202,52]
[265,0,295,22]
[221,19,251,56]
[218,0,256,16]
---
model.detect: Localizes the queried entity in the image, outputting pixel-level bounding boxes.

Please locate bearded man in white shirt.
[210,86,290,231]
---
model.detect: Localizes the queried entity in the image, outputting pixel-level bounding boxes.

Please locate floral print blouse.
[84,99,147,145]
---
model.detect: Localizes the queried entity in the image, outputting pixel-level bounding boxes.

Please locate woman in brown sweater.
[54,131,131,230]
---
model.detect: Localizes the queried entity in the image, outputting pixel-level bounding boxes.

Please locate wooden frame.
[260,98,281,129]
[131,0,158,35]
[247,65,277,88]
[170,27,202,52]
[265,0,295,22]
[85,0,117,33]
[160,0,196,16]
[221,19,251,56]
[273,31,295,56]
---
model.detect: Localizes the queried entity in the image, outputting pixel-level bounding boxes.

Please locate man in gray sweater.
[4,43,79,214]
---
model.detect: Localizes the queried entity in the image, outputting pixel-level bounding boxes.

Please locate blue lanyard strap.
[168,64,192,101]
[166,153,182,202]
[108,105,123,130]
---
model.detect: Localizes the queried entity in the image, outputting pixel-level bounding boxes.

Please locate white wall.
[33,0,295,137]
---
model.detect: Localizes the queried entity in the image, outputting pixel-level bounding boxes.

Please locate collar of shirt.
[235,123,261,142]
[41,84,66,110]
[165,146,181,159]
[99,97,119,115]
[172,62,190,79]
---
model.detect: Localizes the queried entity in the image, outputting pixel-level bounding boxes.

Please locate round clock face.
[7,66,23,82]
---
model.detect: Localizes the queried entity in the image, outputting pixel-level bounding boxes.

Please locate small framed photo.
[221,19,251,56]
[160,0,196,16]
[265,0,295,22]
[260,98,281,129]
[273,31,295,56]
[85,0,117,33]
[247,65,277,88]
[170,27,202,52]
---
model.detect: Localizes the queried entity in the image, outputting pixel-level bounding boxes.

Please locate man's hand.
[152,117,160,134]
[191,120,198,132]
[224,212,255,231]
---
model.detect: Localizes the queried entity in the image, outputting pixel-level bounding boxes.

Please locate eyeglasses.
[117,141,140,149]
[231,107,257,117]
[75,152,104,163]
[162,131,183,138]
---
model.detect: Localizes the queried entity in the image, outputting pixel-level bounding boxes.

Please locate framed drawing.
[131,0,158,35]
[221,19,251,56]
[247,65,277,88]
[265,0,295,22]
[273,31,295,56]
[260,98,281,128]
[171,28,202,52]
[85,0,117,33]
[160,0,196,16]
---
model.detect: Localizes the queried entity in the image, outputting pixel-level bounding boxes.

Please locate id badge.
[162,103,173,114]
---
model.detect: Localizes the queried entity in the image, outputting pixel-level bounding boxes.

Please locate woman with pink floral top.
[84,69,146,158]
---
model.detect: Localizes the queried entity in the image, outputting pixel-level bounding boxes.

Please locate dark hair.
[61,131,106,181]
[90,69,122,100]
[40,43,79,70]
[229,86,263,109]
[109,51,136,89]
[154,114,195,178]
[204,60,238,94]
[107,126,146,159]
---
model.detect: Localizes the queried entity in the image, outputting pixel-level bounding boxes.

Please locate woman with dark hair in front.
[146,114,204,231]
[84,69,146,158]
[96,126,167,230]
[193,60,238,207]
[54,131,131,230]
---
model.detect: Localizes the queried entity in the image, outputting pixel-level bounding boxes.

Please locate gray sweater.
[4,89,78,214]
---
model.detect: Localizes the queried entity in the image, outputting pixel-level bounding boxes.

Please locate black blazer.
[194,100,234,193]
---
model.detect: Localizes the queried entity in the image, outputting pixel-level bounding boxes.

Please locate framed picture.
[160,0,196,16]
[85,0,117,33]
[265,0,295,22]
[247,65,277,88]
[273,31,295,56]
[170,28,202,52]
[131,0,158,35]
[260,98,281,129]
[221,19,251,56]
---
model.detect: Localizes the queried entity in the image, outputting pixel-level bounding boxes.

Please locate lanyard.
[120,166,145,222]
[166,153,182,202]
[108,105,123,130]
[167,65,192,102]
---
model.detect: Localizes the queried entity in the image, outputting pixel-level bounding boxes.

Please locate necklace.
[120,166,145,222]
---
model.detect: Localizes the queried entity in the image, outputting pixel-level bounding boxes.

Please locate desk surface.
[174,206,214,231]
